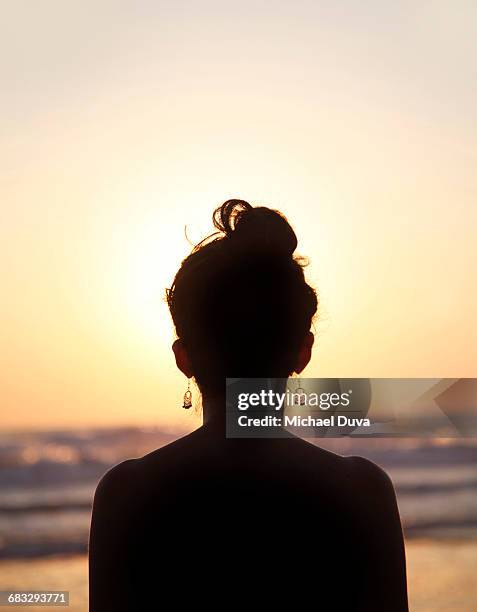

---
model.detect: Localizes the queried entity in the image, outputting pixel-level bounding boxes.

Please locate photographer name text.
[237,415,371,428]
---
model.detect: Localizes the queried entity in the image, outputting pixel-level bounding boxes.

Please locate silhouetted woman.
[89,200,408,611]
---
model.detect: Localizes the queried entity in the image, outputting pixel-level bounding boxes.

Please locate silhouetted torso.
[89,423,408,611]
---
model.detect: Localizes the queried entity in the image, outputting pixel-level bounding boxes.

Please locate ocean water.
[0,429,476,558]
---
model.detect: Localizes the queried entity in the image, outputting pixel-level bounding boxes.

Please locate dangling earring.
[182,379,192,409]
[295,377,307,406]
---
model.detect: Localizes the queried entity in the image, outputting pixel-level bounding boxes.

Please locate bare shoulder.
[93,458,140,510]
[138,427,204,463]
[288,437,389,479]
[282,437,394,492]
[347,455,395,491]
[343,455,399,515]
[94,429,204,505]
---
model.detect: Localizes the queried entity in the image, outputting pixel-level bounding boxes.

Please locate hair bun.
[213,199,298,257]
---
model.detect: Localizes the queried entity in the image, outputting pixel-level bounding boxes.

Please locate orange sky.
[1,2,476,430]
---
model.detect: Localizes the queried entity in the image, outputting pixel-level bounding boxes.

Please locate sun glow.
[2,2,476,430]
[118,215,184,344]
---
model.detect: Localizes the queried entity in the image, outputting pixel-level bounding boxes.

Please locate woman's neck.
[201,394,226,426]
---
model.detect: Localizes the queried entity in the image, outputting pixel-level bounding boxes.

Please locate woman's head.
[167,199,317,398]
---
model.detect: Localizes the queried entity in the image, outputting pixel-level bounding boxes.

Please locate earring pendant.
[182,380,192,409]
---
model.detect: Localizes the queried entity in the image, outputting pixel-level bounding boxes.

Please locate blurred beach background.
[1,1,476,610]
[0,430,476,611]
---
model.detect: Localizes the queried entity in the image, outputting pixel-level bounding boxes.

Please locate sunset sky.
[2,1,476,430]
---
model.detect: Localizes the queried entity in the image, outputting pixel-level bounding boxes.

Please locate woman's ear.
[172,339,194,378]
[294,331,314,374]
